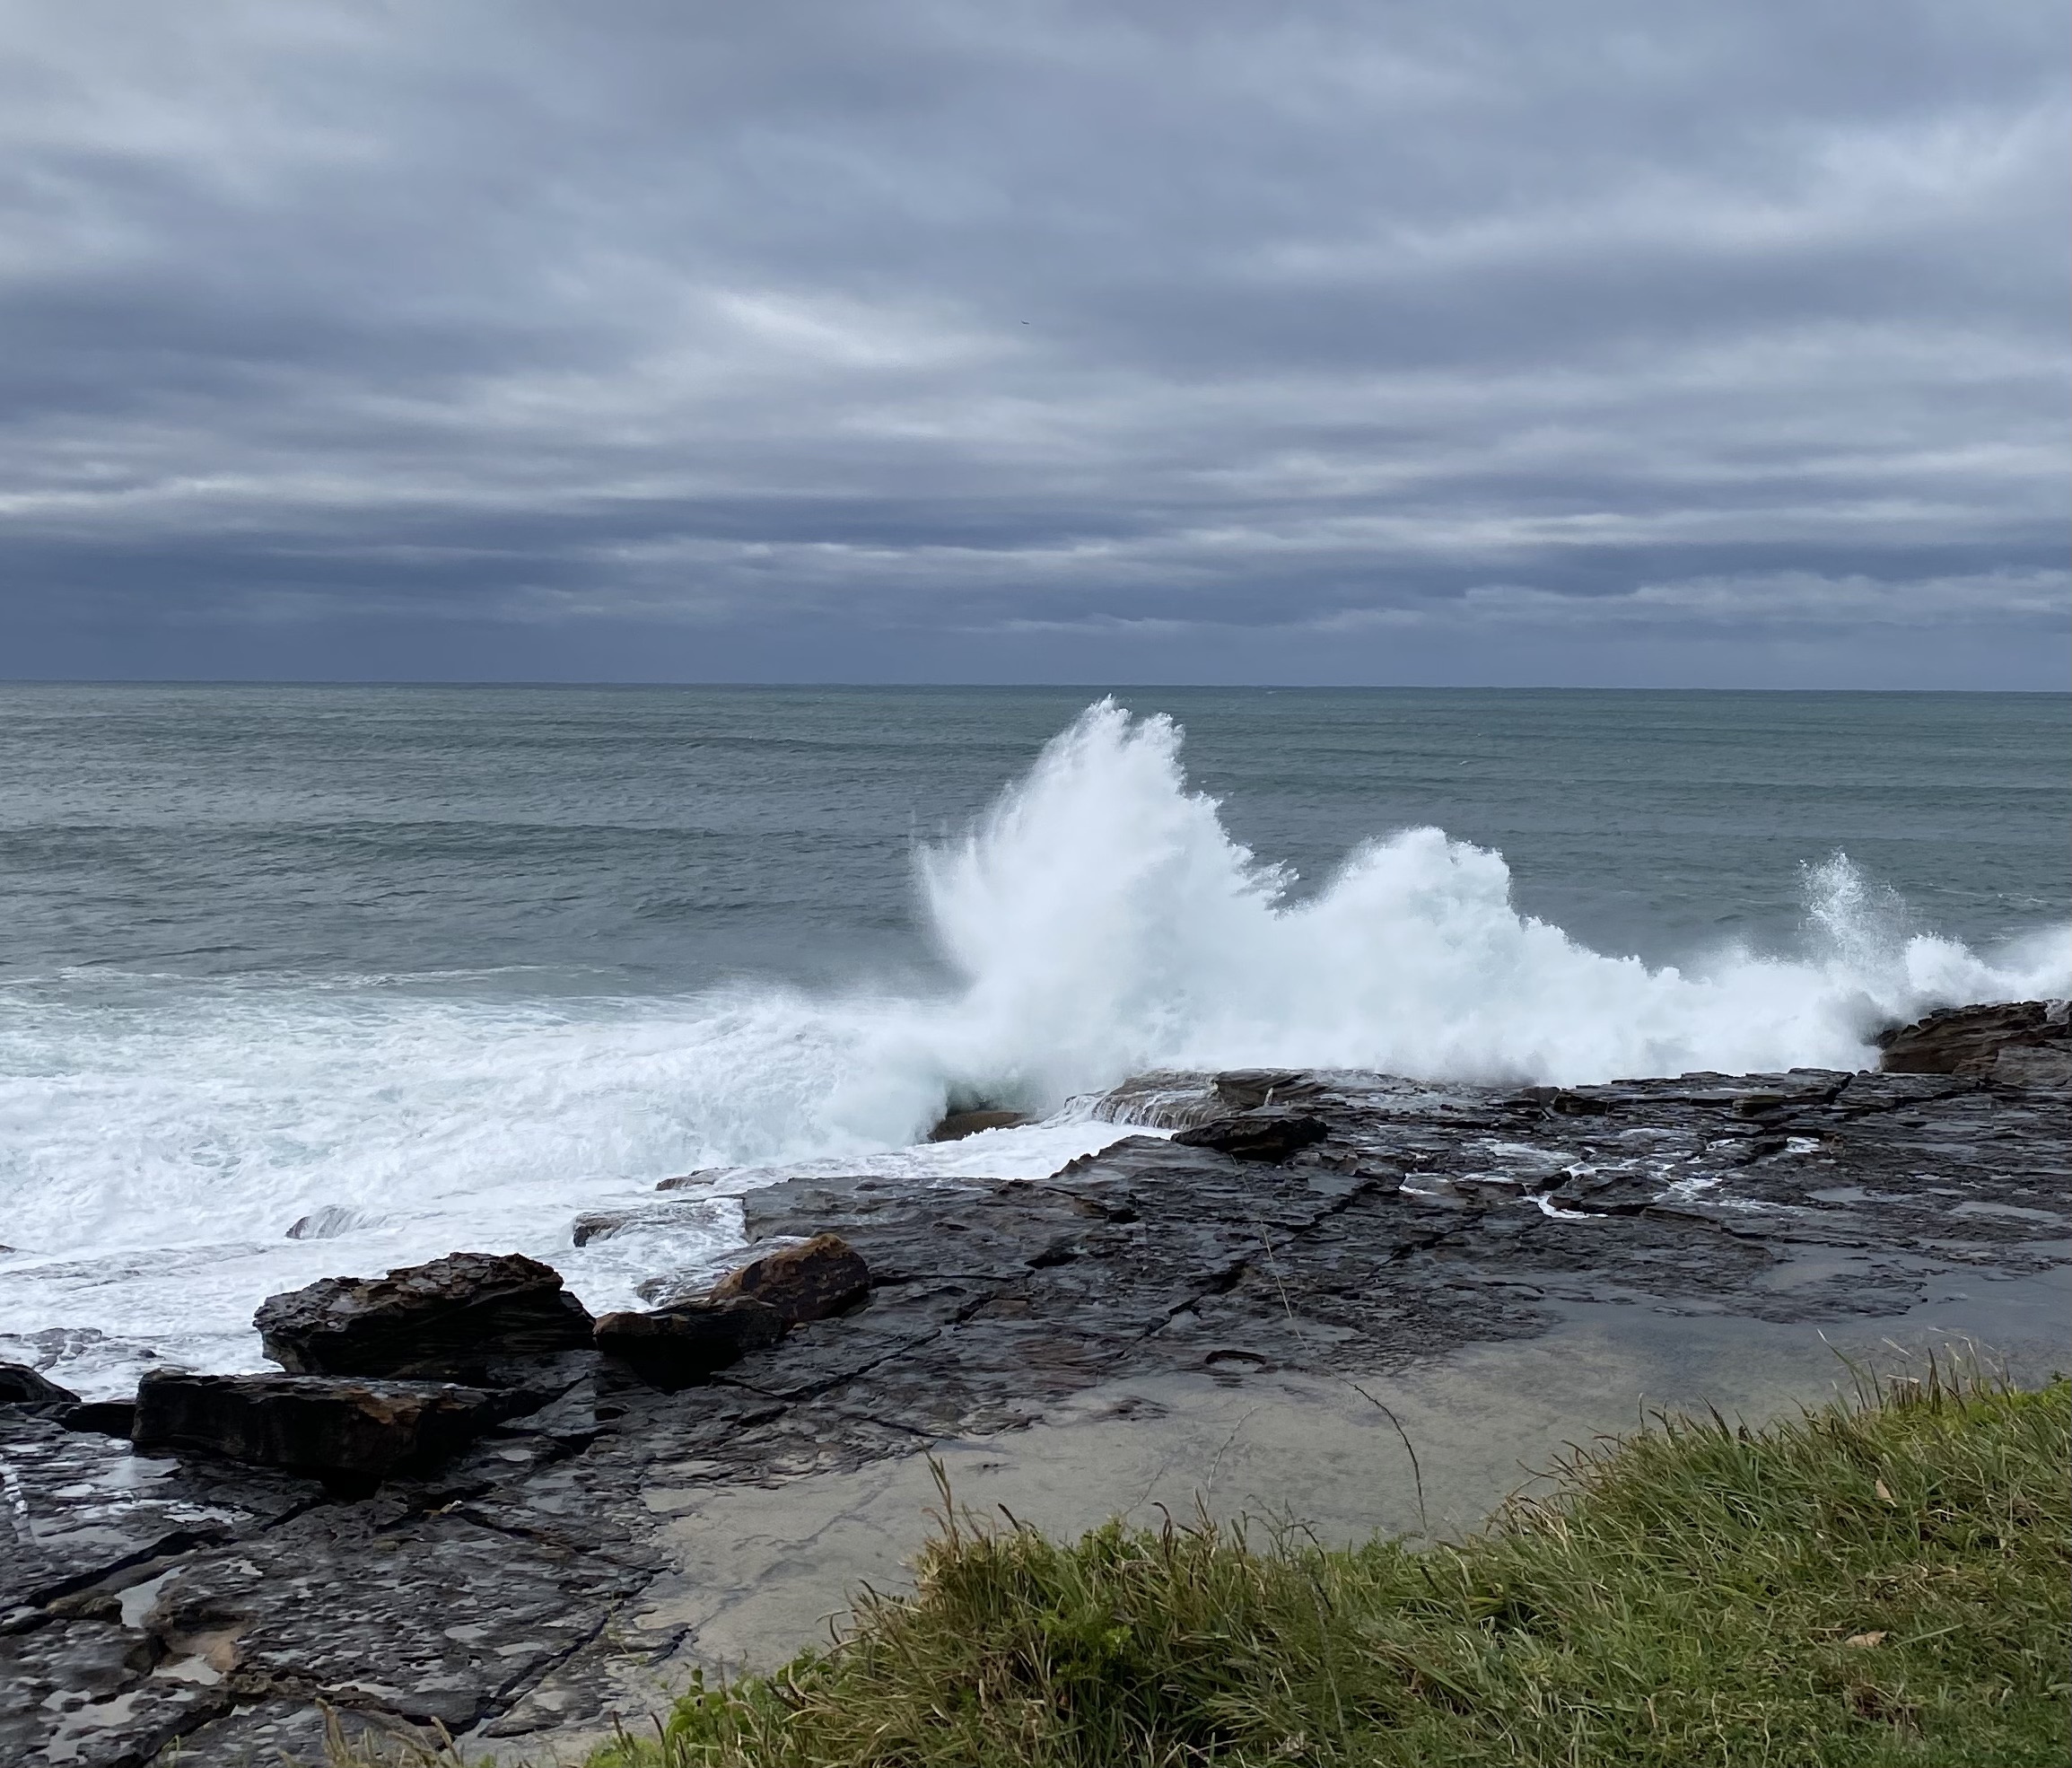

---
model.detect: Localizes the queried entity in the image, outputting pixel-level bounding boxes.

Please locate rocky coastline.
[3,1002,2068,1766]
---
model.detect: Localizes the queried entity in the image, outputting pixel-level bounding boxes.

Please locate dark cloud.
[0,0,2064,684]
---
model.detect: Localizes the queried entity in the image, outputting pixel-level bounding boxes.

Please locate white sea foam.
[2,699,2064,1394]
[915,701,2068,1096]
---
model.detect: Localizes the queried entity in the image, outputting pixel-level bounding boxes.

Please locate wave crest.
[913,700,2068,1101]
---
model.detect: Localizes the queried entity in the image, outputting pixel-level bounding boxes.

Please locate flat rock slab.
[0,1616,231,1767]
[140,1505,651,1731]
[0,1414,319,1623]
[147,1699,422,1768]
[5,1057,2068,1762]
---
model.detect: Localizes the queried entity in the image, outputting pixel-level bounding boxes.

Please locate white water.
[3,701,2065,1395]
[919,702,2067,1094]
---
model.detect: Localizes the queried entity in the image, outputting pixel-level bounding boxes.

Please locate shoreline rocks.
[1875,998,2068,1076]
[708,1233,871,1324]
[4,1002,2065,1764]
[929,1108,1031,1142]
[256,1250,595,1382]
[590,1235,872,1392]
[1172,1107,1331,1162]
[132,1370,514,1488]
[58,1400,136,1440]
[593,1298,786,1391]
[0,1363,80,1407]
[283,1203,382,1241]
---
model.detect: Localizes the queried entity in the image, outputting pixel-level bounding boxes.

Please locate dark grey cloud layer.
[2,0,2065,684]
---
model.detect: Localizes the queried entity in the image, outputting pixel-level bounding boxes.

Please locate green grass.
[573,1366,2069,1768]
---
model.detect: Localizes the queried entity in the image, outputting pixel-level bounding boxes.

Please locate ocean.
[2,685,2066,1396]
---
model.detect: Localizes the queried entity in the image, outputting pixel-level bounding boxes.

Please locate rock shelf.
[2,1006,2068,1765]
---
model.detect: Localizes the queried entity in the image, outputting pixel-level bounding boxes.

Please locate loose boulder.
[1172,1108,1330,1163]
[255,1251,594,1382]
[132,1370,508,1484]
[1876,1001,2068,1076]
[592,1297,785,1391]
[709,1233,870,1324]
[0,1362,79,1406]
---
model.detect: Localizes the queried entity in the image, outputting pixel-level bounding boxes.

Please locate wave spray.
[2,699,2064,1390]
[914,700,2066,1107]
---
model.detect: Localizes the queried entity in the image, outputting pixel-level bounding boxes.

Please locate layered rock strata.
[1875,997,2069,1079]
[131,1371,517,1487]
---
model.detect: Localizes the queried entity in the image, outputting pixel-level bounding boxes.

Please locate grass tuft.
[572,1363,2069,1768]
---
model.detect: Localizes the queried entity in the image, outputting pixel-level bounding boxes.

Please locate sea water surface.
[2,686,2066,1395]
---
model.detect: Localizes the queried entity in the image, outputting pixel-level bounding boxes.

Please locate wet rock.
[148,1700,414,1768]
[0,1411,317,1624]
[255,1250,594,1381]
[0,1361,78,1406]
[710,1233,871,1324]
[1538,1169,1663,1214]
[750,1175,1127,1284]
[1085,1072,1232,1127]
[493,1375,614,1448]
[594,1297,786,1390]
[634,1270,721,1308]
[1516,1085,1614,1116]
[570,1197,732,1247]
[144,1503,649,1733]
[1171,1108,1330,1163]
[0,1616,230,1768]
[654,1167,728,1193]
[11,1055,2069,1760]
[1831,1071,1975,1109]
[284,1203,381,1240]
[132,1370,511,1484]
[1213,1070,1328,1112]
[1877,999,2067,1076]
[58,1398,136,1438]
[573,1207,640,1246]
[1993,1043,2072,1090]
[929,1107,1031,1142]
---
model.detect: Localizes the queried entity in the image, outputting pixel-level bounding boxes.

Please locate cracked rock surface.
[2,1057,2066,1764]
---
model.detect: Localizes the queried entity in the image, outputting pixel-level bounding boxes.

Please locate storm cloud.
[2,0,2065,684]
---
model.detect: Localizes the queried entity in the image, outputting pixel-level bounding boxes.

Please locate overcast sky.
[2,0,2066,686]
